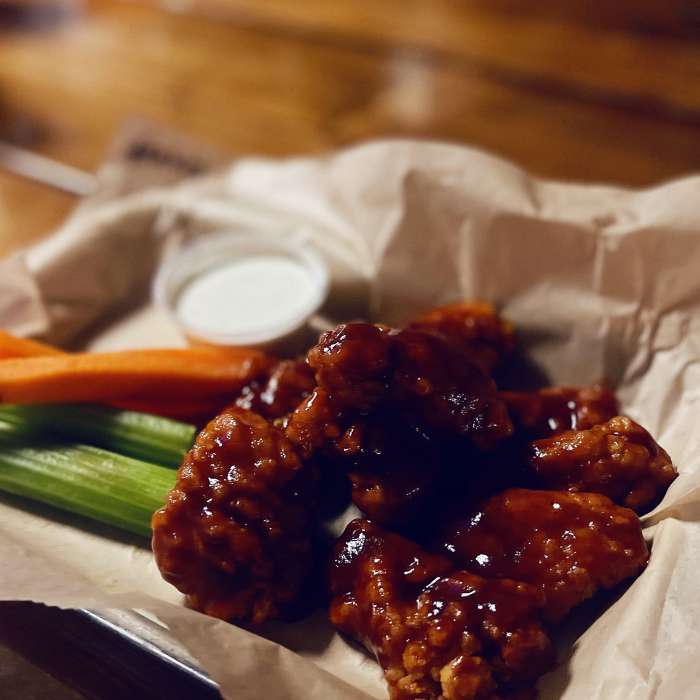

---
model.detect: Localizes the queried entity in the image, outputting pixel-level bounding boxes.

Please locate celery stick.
[0,437,176,537]
[0,404,195,468]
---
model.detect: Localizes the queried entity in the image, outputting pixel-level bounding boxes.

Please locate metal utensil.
[0,140,97,196]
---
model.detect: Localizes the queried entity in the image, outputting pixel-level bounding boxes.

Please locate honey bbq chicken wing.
[234,358,316,421]
[330,520,554,700]
[502,385,619,439]
[406,302,516,375]
[334,417,446,526]
[152,407,316,625]
[528,416,677,512]
[390,328,512,447]
[285,322,512,526]
[438,489,648,620]
[284,323,393,456]
[287,322,512,456]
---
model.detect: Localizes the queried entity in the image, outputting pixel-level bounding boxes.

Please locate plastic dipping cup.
[153,232,329,352]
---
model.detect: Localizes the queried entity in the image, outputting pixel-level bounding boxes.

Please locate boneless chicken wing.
[284,322,512,526]
[287,322,512,456]
[528,416,677,512]
[330,520,554,700]
[502,385,619,438]
[152,408,316,624]
[438,489,648,620]
[234,358,316,420]
[334,417,445,526]
[390,328,512,446]
[406,302,515,375]
[307,322,393,410]
[284,323,392,457]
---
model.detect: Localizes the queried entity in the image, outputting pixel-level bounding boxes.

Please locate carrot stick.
[0,348,271,405]
[0,331,63,359]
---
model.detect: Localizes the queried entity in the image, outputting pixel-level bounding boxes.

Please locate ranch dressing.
[153,231,329,348]
[175,255,318,337]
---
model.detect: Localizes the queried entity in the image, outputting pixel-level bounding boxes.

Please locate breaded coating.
[334,417,444,526]
[287,322,512,456]
[391,328,512,447]
[502,385,619,438]
[285,323,393,457]
[234,358,316,420]
[463,386,623,518]
[330,520,554,700]
[285,322,512,525]
[406,302,515,374]
[529,416,677,512]
[438,489,648,620]
[152,408,316,624]
[308,322,393,410]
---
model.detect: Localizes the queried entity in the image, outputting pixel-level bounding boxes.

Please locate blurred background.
[1,1,700,696]
[2,0,700,256]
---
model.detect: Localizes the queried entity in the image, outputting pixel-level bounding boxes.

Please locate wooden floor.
[1,1,700,697]
[2,0,700,256]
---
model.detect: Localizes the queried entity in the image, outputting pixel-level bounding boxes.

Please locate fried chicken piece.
[308,322,393,410]
[438,489,648,620]
[285,322,512,525]
[329,520,554,700]
[391,328,512,447]
[528,416,677,512]
[234,358,316,420]
[288,322,512,456]
[285,323,393,456]
[335,418,445,526]
[502,385,619,438]
[287,398,451,527]
[406,302,515,374]
[152,408,316,624]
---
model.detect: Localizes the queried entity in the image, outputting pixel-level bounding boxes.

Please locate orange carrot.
[0,348,271,405]
[0,331,63,359]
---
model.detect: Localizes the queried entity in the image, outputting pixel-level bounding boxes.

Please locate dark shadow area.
[538,580,634,698]
[62,285,155,354]
[0,95,46,149]
[0,602,222,700]
[317,461,353,521]
[0,2,81,33]
[257,609,336,658]
[494,328,555,391]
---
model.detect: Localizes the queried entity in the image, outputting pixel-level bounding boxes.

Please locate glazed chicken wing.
[284,323,392,456]
[334,417,446,526]
[287,322,512,456]
[390,328,512,446]
[330,520,554,700]
[152,408,316,624]
[285,322,512,525]
[529,416,677,512]
[438,489,648,620]
[234,358,316,420]
[406,302,515,375]
[502,384,619,438]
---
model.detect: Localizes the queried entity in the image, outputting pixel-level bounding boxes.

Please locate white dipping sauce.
[175,255,318,335]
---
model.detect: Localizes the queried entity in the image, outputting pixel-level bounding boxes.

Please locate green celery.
[0,432,176,537]
[0,404,195,468]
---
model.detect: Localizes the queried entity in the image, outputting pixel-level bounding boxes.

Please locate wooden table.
[3,0,700,257]
[1,1,700,696]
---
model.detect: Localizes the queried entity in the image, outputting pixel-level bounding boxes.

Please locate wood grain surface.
[2,0,700,256]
